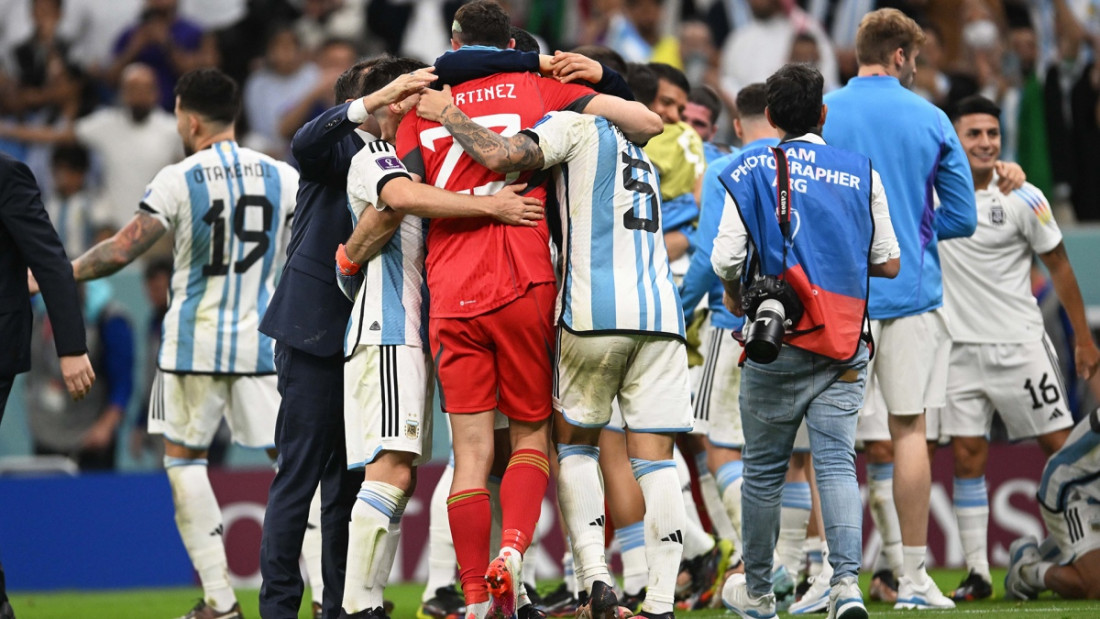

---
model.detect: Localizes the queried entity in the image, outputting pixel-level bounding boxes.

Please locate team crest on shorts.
[990,205,1005,225]
[405,421,419,439]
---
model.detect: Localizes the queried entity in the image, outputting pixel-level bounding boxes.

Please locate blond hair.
[856,8,926,67]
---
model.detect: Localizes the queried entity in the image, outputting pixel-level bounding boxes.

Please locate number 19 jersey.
[141,140,298,375]
[526,111,685,339]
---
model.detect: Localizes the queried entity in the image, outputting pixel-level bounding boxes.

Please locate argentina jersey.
[141,140,298,374]
[344,138,429,355]
[527,111,684,339]
[1038,408,1100,513]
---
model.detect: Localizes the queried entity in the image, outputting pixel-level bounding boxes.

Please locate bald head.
[121,64,160,121]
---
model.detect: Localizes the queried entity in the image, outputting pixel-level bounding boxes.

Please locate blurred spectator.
[178,0,248,31]
[365,0,464,61]
[109,0,208,109]
[130,257,172,463]
[26,280,134,471]
[46,144,105,257]
[13,0,68,90]
[0,0,33,73]
[56,0,143,77]
[912,21,951,107]
[0,63,183,230]
[243,26,320,157]
[291,0,367,52]
[1002,13,1055,198]
[684,84,729,161]
[679,18,719,89]
[276,37,359,144]
[718,0,839,99]
[604,0,683,67]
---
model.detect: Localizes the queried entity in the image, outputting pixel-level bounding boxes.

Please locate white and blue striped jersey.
[141,140,297,375]
[526,111,685,339]
[1038,407,1100,513]
[344,137,428,354]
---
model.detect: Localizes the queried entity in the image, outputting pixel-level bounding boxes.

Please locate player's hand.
[27,268,40,295]
[59,353,95,401]
[489,183,544,227]
[994,161,1027,193]
[549,51,604,84]
[416,85,454,122]
[374,67,437,107]
[1076,338,1100,380]
[335,243,364,301]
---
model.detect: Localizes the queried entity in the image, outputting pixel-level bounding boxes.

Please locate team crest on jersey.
[377,156,402,171]
[405,421,419,439]
[990,205,1005,225]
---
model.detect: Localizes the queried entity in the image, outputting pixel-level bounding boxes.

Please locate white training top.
[344,136,428,353]
[527,111,684,339]
[939,179,1062,344]
[142,140,298,374]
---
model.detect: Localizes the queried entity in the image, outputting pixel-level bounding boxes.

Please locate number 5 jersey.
[140,140,298,374]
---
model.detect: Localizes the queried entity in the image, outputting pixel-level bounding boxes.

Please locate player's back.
[543,112,684,339]
[396,71,594,318]
[143,141,298,374]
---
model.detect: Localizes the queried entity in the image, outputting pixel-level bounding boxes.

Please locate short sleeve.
[1013,184,1062,254]
[348,140,412,215]
[139,165,187,228]
[525,112,588,169]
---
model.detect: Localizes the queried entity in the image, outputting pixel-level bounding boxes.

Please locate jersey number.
[419,113,521,193]
[621,152,659,233]
[202,196,274,276]
[1024,373,1060,409]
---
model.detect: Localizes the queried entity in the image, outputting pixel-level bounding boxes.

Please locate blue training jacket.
[823,76,976,320]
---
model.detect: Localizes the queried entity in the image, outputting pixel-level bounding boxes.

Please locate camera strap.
[771,146,793,273]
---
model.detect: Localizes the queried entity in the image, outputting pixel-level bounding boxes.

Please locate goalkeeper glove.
[335,243,363,301]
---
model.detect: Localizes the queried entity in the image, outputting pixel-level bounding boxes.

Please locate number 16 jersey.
[141,140,298,375]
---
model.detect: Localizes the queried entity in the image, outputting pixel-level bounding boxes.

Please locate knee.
[865,440,893,464]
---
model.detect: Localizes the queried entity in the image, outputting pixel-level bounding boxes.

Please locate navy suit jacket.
[259,103,363,358]
[0,154,86,377]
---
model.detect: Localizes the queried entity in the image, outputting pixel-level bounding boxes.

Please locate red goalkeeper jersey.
[396,71,594,318]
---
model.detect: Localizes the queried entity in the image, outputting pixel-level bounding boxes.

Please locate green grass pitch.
[9,569,1100,618]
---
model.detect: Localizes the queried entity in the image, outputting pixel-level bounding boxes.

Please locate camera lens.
[745,298,786,364]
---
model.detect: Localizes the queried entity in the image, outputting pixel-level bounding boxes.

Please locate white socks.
[695,451,738,543]
[716,459,744,541]
[805,537,824,578]
[343,481,407,613]
[953,476,991,582]
[776,482,812,579]
[633,459,686,615]
[615,521,648,596]
[902,545,930,584]
[867,462,903,575]
[556,444,611,592]
[303,484,324,607]
[165,458,236,611]
[424,461,457,600]
[1022,561,1052,591]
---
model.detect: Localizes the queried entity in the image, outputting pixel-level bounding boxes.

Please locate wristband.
[336,244,360,276]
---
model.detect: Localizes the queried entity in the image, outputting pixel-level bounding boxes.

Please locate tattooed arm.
[73,212,167,281]
[417,86,545,174]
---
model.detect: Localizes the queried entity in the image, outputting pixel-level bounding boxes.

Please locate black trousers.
[259,343,359,619]
[1,375,14,605]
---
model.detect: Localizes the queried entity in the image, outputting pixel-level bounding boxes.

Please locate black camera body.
[740,275,804,364]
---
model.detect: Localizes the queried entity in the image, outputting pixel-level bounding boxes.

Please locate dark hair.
[510,26,540,53]
[452,0,511,49]
[51,143,91,172]
[571,45,627,76]
[626,62,658,105]
[950,94,1002,123]
[765,64,823,135]
[175,68,240,125]
[359,57,430,98]
[144,256,174,281]
[334,55,390,102]
[735,83,768,118]
[689,85,722,123]
[648,62,690,96]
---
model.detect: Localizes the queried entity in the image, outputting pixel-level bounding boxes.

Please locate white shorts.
[554,329,693,433]
[943,336,1074,440]
[344,344,434,468]
[857,311,949,443]
[694,327,744,448]
[1041,488,1100,565]
[148,370,278,449]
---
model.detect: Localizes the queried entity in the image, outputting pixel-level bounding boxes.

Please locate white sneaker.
[827,577,867,619]
[1005,536,1042,601]
[722,573,777,619]
[894,574,956,610]
[789,575,830,614]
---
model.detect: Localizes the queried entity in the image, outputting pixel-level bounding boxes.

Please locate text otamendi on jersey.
[190,161,275,184]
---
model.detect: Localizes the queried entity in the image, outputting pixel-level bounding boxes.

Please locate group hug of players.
[44,1,1100,618]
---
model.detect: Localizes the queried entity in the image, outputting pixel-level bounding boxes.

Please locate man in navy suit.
[257,59,437,619]
[0,154,95,619]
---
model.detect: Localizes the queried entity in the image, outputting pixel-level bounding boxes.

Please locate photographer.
[712,63,899,619]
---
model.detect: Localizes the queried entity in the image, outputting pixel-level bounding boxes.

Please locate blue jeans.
[739,343,869,597]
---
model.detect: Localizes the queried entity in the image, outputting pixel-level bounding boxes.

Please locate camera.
[741,275,804,364]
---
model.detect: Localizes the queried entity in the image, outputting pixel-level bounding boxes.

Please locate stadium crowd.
[2,1,1100,619]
